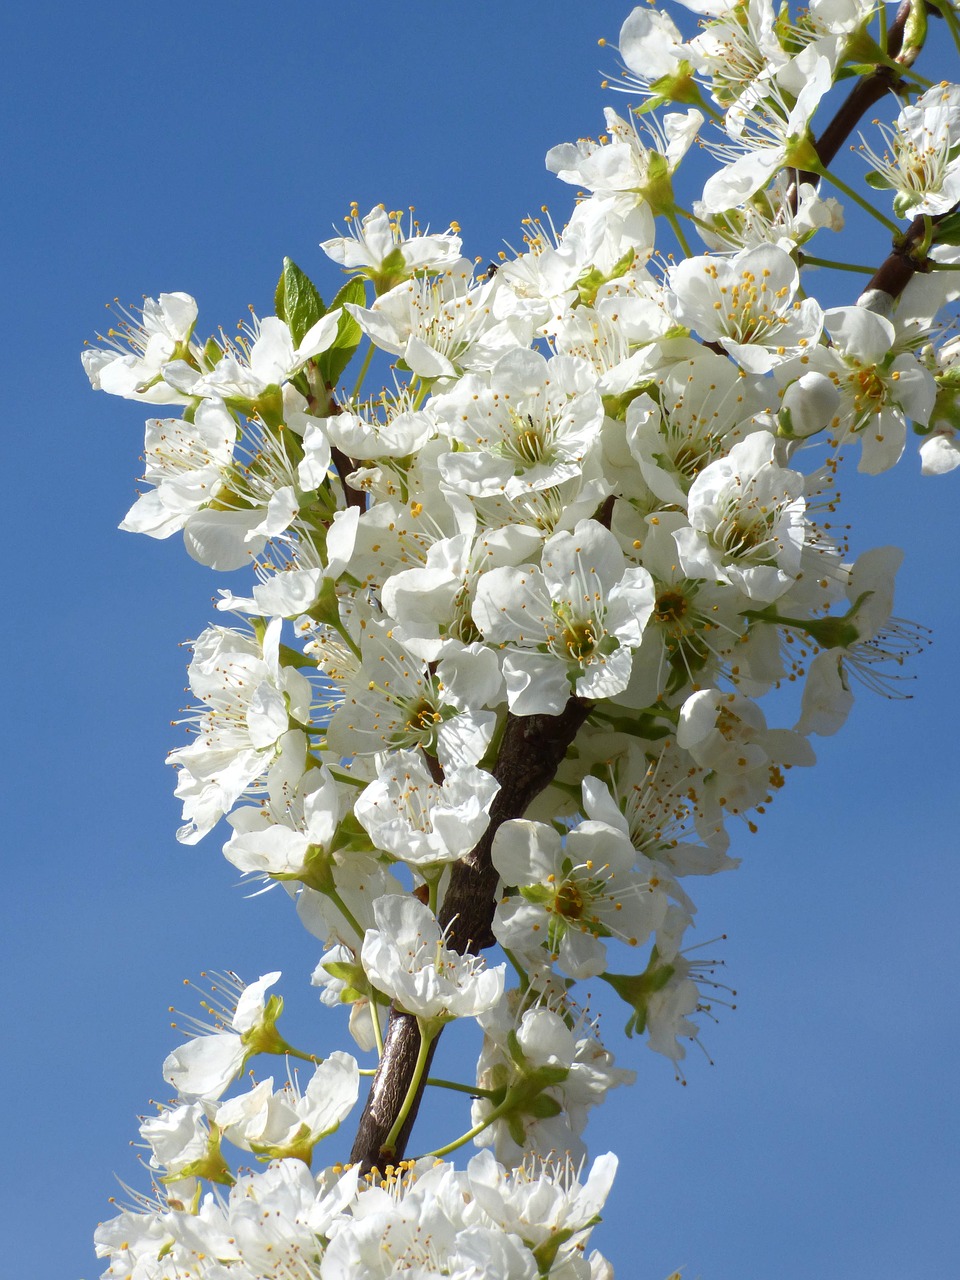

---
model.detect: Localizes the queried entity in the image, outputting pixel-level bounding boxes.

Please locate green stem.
[503,947,531,994]
[383,1020,435,1152]
[799,254,877,275]
[326,887,366,946]
[285,1046,321,1065]
[350,341,375,402]
[667,211,693,258]
[814,163,902,236]
[330,767,367,789]
[423,1092,517,1160]
[425,1076,498,1099]
[369,1000,385,1058]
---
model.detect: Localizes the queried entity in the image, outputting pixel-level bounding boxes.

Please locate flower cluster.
[85,1,959,1274]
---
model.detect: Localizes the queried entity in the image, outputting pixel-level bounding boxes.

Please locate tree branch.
[348,697,592,1172]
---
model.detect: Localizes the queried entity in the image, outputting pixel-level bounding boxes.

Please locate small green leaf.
[281,258,326,346]
[317,278,366,388]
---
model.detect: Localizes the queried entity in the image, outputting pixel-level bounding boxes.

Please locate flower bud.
[779,372,840,439]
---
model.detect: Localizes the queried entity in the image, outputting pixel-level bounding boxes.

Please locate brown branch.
[331,444,367,511]
[348,696,592,1172]
[861,202,960,301]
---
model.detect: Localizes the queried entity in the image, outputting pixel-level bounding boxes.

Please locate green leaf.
[316,277,366,388]
[864,170,893,192]
[933,211,960,246]
[274,267,287,322]
[280,258,326,346]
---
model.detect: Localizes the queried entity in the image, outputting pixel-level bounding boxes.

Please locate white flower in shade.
[214,1052,359,1162]
[815,306,936,474]
[668,245,822,374]
[82,291,199,404]
[361,896,505,1023]
[169,621,312,844]
[320,202,463,289]
[687,0,789,107]
[162,972,288,1101]
[222,764,341,882]
[491,818,667,979]
[312,943,387,1054]
[354,749,499,868]
[797,546,927,736]
[860,83,960,218]
[676,687,815,825]
[472,1003,634,1166]
[580,743,737,880]
[625,348,768,507]
[297,854,406,950]
[604,904,731,1072]
[673,431,806,602]
[920,430,960,476]
[473,519,656,715]
[120,399,238,540]
[694,174,844,253]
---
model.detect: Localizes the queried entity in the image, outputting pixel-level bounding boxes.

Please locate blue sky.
[3,3,959,1277]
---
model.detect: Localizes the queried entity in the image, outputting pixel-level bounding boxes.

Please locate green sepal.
[329,811,377,856]
[632,61,703,114]
[202,335,224,369]
[316,278,366,389]
[372,245,408,295]
[173,1123,236,1187]
[577,248,637,307]
[602,956,676,1039]
[321,958,373,1005]
[278,642,318,671]
[278,258,326,347]
[249,1122,317,1166]
[864,170,893,192]
[306,575,343,629]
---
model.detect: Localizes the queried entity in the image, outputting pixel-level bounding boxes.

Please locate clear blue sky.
[3,3,959,1277]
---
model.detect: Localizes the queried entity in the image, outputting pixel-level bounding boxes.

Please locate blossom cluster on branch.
[83,0,959,1274]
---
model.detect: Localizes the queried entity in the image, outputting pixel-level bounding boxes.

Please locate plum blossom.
[162,972,287,1101]
[82,291,199,404]
[491,818,667,979]
[668,245,822,374]
[354,749,499,867]
[673,431,807,602]
[861,83,960,218]
[473,519,656,714]
[361,896,505,1023]
[320,202,464,290]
